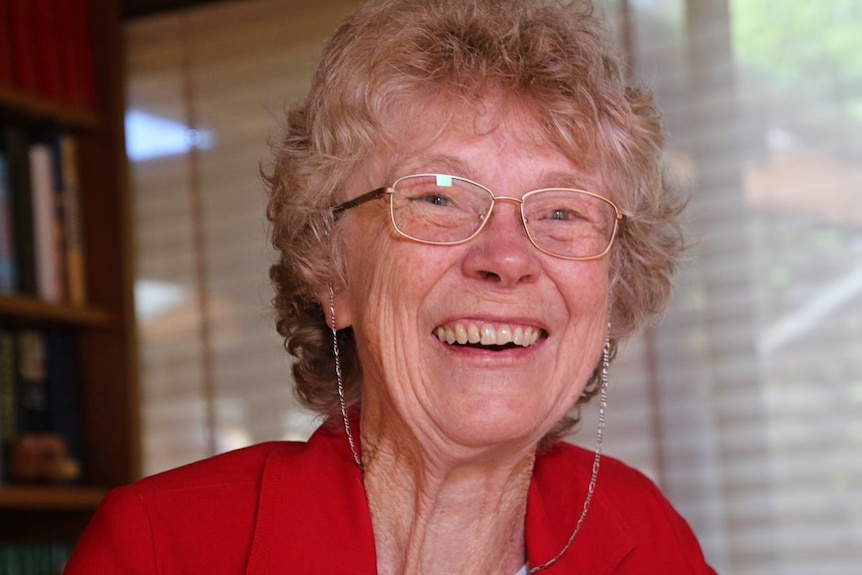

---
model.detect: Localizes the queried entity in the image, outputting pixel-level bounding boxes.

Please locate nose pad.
[481,197,531,243]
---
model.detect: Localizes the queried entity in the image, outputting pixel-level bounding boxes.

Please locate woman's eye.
[417,193,454,207]
[545,208,582,221]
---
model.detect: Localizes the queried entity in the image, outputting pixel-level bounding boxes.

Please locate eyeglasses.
[332,173,624,260]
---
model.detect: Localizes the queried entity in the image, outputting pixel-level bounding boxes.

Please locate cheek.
[554,257,611,312]
[342,239,445,407]
[556,262,612,366]
[340,225,434,337]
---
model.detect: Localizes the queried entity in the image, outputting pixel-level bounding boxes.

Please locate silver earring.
[529,323,610,574]
[328,283,364,471]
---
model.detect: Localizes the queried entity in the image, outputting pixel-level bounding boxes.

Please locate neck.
[361,419,535,575]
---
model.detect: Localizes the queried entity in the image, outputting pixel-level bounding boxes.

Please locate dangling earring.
[528,322,610,574]
[328,283,364,471]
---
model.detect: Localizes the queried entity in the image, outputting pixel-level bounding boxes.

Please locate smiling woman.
[66,1,715,573]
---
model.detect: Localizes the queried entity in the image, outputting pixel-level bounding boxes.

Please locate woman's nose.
[461,200,540,287]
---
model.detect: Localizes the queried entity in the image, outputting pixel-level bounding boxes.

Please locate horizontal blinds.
[127,0,362,476]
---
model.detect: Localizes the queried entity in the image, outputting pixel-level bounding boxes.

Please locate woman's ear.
[319,282,354,330]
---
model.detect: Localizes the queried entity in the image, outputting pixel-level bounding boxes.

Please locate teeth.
[434,322,542,348]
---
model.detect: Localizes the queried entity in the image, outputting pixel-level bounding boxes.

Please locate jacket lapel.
[245,424,378,574]
[245,425,635,574]
[526,444,636,574]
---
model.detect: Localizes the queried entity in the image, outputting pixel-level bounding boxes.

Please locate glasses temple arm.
[331,187,390,218]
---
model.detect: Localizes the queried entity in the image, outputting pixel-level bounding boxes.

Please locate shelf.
[0,485,106,511]
[0,296,113,327]
[0,87,102,131]
[0,0,137,543]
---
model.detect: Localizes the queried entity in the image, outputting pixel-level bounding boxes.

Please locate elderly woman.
[67,0,716,573]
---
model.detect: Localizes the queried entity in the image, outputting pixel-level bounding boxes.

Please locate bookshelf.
[0,0,139,553]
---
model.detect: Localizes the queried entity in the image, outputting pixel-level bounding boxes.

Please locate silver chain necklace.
[527,327,609,573]
[329,284,364,471]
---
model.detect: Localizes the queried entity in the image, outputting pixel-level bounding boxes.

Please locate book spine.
[46,327,81,465]
[29,143,61,303]
[48,137,69,303]
[64,0,96,110]
[15,328,49,436]
[31,0,63,101]
[0,327,16,482]
[0,541,74,574]
[59,135,85,305]
[6,0,39,95]
[0,154,17,295]
[3,125,36,296]
[0,0,13,87]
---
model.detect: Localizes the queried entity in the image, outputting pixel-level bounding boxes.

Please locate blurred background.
[124,0,862,573]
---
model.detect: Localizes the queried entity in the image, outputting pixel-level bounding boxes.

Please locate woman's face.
[336,100,611,458]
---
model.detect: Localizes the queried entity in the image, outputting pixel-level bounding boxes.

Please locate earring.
[328,283,364,471]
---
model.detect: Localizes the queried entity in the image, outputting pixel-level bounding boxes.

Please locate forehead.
[371,94,606,191]
[384,93,546,151]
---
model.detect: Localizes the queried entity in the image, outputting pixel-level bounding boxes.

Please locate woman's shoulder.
[531,442,716,573]
[533,440,677,533]
[127,440,302,495]
[535,440,660,495]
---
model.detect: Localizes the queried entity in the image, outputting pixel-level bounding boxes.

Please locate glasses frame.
[332,173,625,261]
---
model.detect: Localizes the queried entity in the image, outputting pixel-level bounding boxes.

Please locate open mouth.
[433,322,545,349]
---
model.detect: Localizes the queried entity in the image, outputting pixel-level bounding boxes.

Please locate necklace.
[528,330,608,572]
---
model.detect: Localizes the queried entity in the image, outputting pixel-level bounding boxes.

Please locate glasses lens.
[390,175,491,243]
[522,190,617,258]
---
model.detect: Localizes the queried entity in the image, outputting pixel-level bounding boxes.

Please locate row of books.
[0,541,73,575]
[0,125,87,305]
[0,326,81,484]
[0,0,96,110]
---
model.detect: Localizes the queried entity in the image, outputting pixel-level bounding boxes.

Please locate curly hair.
[263,0,685,440]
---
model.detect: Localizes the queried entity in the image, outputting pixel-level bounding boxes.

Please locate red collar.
[245,423,635,574]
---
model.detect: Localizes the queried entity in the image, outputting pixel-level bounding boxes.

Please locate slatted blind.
[126,1,862,572]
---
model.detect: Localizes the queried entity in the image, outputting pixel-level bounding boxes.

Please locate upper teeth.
[434,322,542,347]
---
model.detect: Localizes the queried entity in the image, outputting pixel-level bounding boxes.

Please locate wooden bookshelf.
[0,0,139,548]
[0,485,106,511]
[0,87,103,131]
[0,296,112,327]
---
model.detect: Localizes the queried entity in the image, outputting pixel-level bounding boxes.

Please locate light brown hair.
[263,0,685,439]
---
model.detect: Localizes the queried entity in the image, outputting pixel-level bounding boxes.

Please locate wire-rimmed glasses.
[332,173,624,260]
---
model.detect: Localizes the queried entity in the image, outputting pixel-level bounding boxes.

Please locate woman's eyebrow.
[537,171,600,191]
[392,154,473,178]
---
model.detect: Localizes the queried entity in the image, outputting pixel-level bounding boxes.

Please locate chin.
[441,401,555,453]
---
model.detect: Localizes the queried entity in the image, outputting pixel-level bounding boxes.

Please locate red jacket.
[65,423,717,574]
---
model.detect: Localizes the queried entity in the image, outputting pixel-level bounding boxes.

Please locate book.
[55,0,94,109]
[58,135,86,306]
[29,142,62,302]
[2,125,36,296]
[59,0,97,110]
[0,153,16,294]
[47,136,70,303]
[0,0,13,87]
[15,328,49,435]
[31,0,63,101]
[6,0,39,94]
[0,327,16,481]
[45,327,81,466]
[0,541,73,574]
